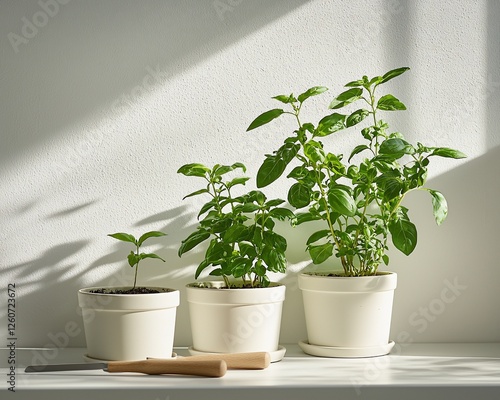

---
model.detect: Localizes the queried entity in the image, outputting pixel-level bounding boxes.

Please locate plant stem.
[133,243,139,290]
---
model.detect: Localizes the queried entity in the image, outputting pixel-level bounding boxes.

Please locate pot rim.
[298,271,397,293]
[186,281,286,305]
[79,286,178,295]
[78,286,180,311]
[186,281,284,290]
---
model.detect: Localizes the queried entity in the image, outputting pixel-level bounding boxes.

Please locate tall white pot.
[298,272,397,357]
[186,282,285,355]
[78,287,180,361]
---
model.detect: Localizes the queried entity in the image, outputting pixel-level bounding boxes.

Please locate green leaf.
[288,183,312,208]
[206,239,229,263]
[261,246,287,273]
[287,165,309,180]
[306,229,331,245]
[382,178,403,202]
[298,86,328,103]
[278,142,300,164]
[344,79,364,88]
[348,144,370,162]
[380,67,410,84]
[227,177,250,189]
[230,257,252,277]
[253,261,267,277]
[248,190,267,205]
[137,231,167,247]
[138,253,166,263]
[329,88,363,109]
[304,140,325,163]
[108,232,137,245]
[177,163,210,177]
[223,225,249,242]
[264,232,287,253]
[430,148,467,159]
[195,260,210,279]
[213,165,234,176]
[265,199,285,207]
[315,113,346,136]
[234,203,260,213]
[296,212,322,225]
[379,138,414,157]
[178,230,210,256]
[198,200,217,219]
[369,76,383,86]
[247,109,284,131]
[308,243,334,264]
[269,207,295,222]
[272,94,296,104]
[239,242,256,259]
[377,94,407,111]
[231,162,247,172]
[127,251,139,267]
[328,186,357,216]
[429,189,448,225]
[256,156,286,188]
[325,153,345,175]
[346,109,370,127]
[389,218,417,256]
[183,188,209,200]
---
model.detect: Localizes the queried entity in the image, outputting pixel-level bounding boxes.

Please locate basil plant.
[247,67,466,277]
[178,162,296,288]
[108,231,167,290]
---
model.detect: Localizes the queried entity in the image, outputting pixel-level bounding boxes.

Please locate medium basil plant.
[247,67,466,277]
[178,162,296,288]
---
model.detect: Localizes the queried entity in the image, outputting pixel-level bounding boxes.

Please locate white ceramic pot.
[78,287,180,361]
[298,272,397,357]
[186,282,285,354]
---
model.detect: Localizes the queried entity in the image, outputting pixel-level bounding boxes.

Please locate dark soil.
[89,287,166,294]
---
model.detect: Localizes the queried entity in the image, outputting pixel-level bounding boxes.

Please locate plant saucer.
[188,345,287,362]
[83,353,177,362]
[298,340,395,358]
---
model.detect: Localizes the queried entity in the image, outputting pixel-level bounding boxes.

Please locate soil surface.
[89,287,164,294]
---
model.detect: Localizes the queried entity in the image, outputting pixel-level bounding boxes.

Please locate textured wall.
[1,0,499,349]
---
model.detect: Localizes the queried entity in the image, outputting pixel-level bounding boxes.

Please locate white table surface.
[2,343,500,400]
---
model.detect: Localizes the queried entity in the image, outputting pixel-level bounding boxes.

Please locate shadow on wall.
[390,144,500,342]
[2,200,197,348]
[1,0,310,166]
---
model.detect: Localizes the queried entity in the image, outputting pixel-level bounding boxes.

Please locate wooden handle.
[149,352,271,370]
[180,352,271,370]
[106,359,227,377]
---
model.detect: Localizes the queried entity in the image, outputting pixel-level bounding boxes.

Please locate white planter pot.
[78,287,180,361]
[298,272,397,357]
[186,282,285,356]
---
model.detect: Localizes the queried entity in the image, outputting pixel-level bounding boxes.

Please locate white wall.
[1,0,499,349]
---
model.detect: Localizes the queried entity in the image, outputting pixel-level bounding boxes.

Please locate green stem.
[133,244,139,290]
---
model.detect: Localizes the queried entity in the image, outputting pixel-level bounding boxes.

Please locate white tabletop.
[2,343,500,400]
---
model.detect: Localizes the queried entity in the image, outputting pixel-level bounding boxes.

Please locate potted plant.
[177,162,295,361]
[78,231,180,361]
[247,67,466,357]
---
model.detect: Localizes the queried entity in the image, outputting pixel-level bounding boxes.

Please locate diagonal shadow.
[0,0,310,166]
